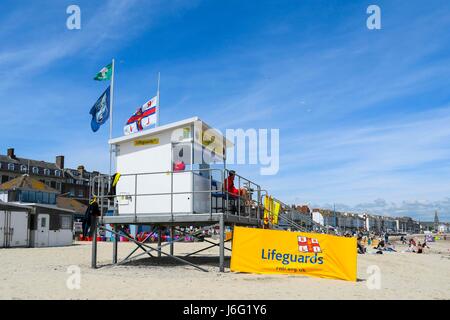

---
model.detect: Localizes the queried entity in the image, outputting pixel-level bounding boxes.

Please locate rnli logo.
[298,236,322,253]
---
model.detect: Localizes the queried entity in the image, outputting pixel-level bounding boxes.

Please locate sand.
[1,235,449,300]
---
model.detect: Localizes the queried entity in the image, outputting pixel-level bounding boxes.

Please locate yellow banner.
[263,196,281,225]
[134,138,159,146]
[230,227,357,281]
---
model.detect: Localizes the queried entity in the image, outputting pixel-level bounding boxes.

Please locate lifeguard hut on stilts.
[90,117,268,271]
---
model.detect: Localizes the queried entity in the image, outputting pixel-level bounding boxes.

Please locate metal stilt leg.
[158,226,162,258]
[113,224,118,264]
[170,226,174,255]
[91,218,98,269]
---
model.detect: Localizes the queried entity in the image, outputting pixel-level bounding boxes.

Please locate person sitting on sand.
[357,236,366,254]
[375,239,385,250]
[417,243,423,254]
[384,243,397,252]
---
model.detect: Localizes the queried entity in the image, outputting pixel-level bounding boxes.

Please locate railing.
[90,169,331,233]
[91,168,263,223]
[258,192,328,233]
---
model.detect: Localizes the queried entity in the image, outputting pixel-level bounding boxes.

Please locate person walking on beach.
[82,197,101,237]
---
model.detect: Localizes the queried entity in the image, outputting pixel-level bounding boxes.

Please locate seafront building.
[0,147,109,221]
[0,148,104,202]
[300,205,426,234]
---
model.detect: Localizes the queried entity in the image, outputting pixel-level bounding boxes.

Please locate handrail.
[91,170,327,233]
[259,192,327,232]
[92,168,263,222]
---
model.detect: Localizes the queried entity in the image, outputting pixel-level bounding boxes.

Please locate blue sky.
[1,0,450,221]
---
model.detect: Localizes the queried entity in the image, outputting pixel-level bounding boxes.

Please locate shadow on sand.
[116,255,231,269]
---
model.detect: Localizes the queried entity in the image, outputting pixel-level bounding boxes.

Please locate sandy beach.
[1,236,449,300]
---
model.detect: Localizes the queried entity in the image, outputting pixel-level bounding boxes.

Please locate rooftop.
[0,154,60,170]
[56,196,87,215]
[109,116,234,148]
[0,174,59,193]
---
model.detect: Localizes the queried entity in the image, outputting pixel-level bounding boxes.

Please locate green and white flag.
[94,63,112,81]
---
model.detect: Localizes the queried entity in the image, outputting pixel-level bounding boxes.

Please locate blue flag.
[89,86,110,132]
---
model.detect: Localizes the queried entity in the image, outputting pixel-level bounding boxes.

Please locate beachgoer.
[357,236,366,254]
[400,235,406,244]
[224,170,248,198]
[82,197,101,237]
[376,239,385,250]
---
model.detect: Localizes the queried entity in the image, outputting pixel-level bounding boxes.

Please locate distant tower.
[434,211,439,231]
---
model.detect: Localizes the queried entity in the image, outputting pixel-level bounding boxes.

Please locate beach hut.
[0,201,31,248]
[0,175,74,247]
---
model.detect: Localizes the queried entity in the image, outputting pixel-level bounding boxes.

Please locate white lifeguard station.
[90,116,323,272]
[92,116,268,272]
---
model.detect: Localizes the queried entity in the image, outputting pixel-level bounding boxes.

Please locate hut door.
[37,214,49,247]
[10,212,29,247]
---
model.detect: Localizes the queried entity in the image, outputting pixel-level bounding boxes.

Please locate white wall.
[115,127,211,215]
[0,192,8,202]
[48,229,73,247]
[312,211,324,226]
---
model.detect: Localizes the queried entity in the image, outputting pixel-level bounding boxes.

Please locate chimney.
[77,165,85,174]
[56,155,64,169]
[7,148,15,159]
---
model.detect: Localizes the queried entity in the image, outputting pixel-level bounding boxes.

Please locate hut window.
[49,215,60,230]
[8,163,14,170]
[27,191,36,202]
[32,167,39,174]
[60,215,72,229]
[48,194,56,204]
[44,169,50,175]
[41,193,49,204]
[35,192,43,203]
[20,165,27,172]
[55,170,61,177]
[172,143,191,171]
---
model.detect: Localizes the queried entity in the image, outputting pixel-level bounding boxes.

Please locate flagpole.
[157,72,160,127]
[109,58,115,176]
